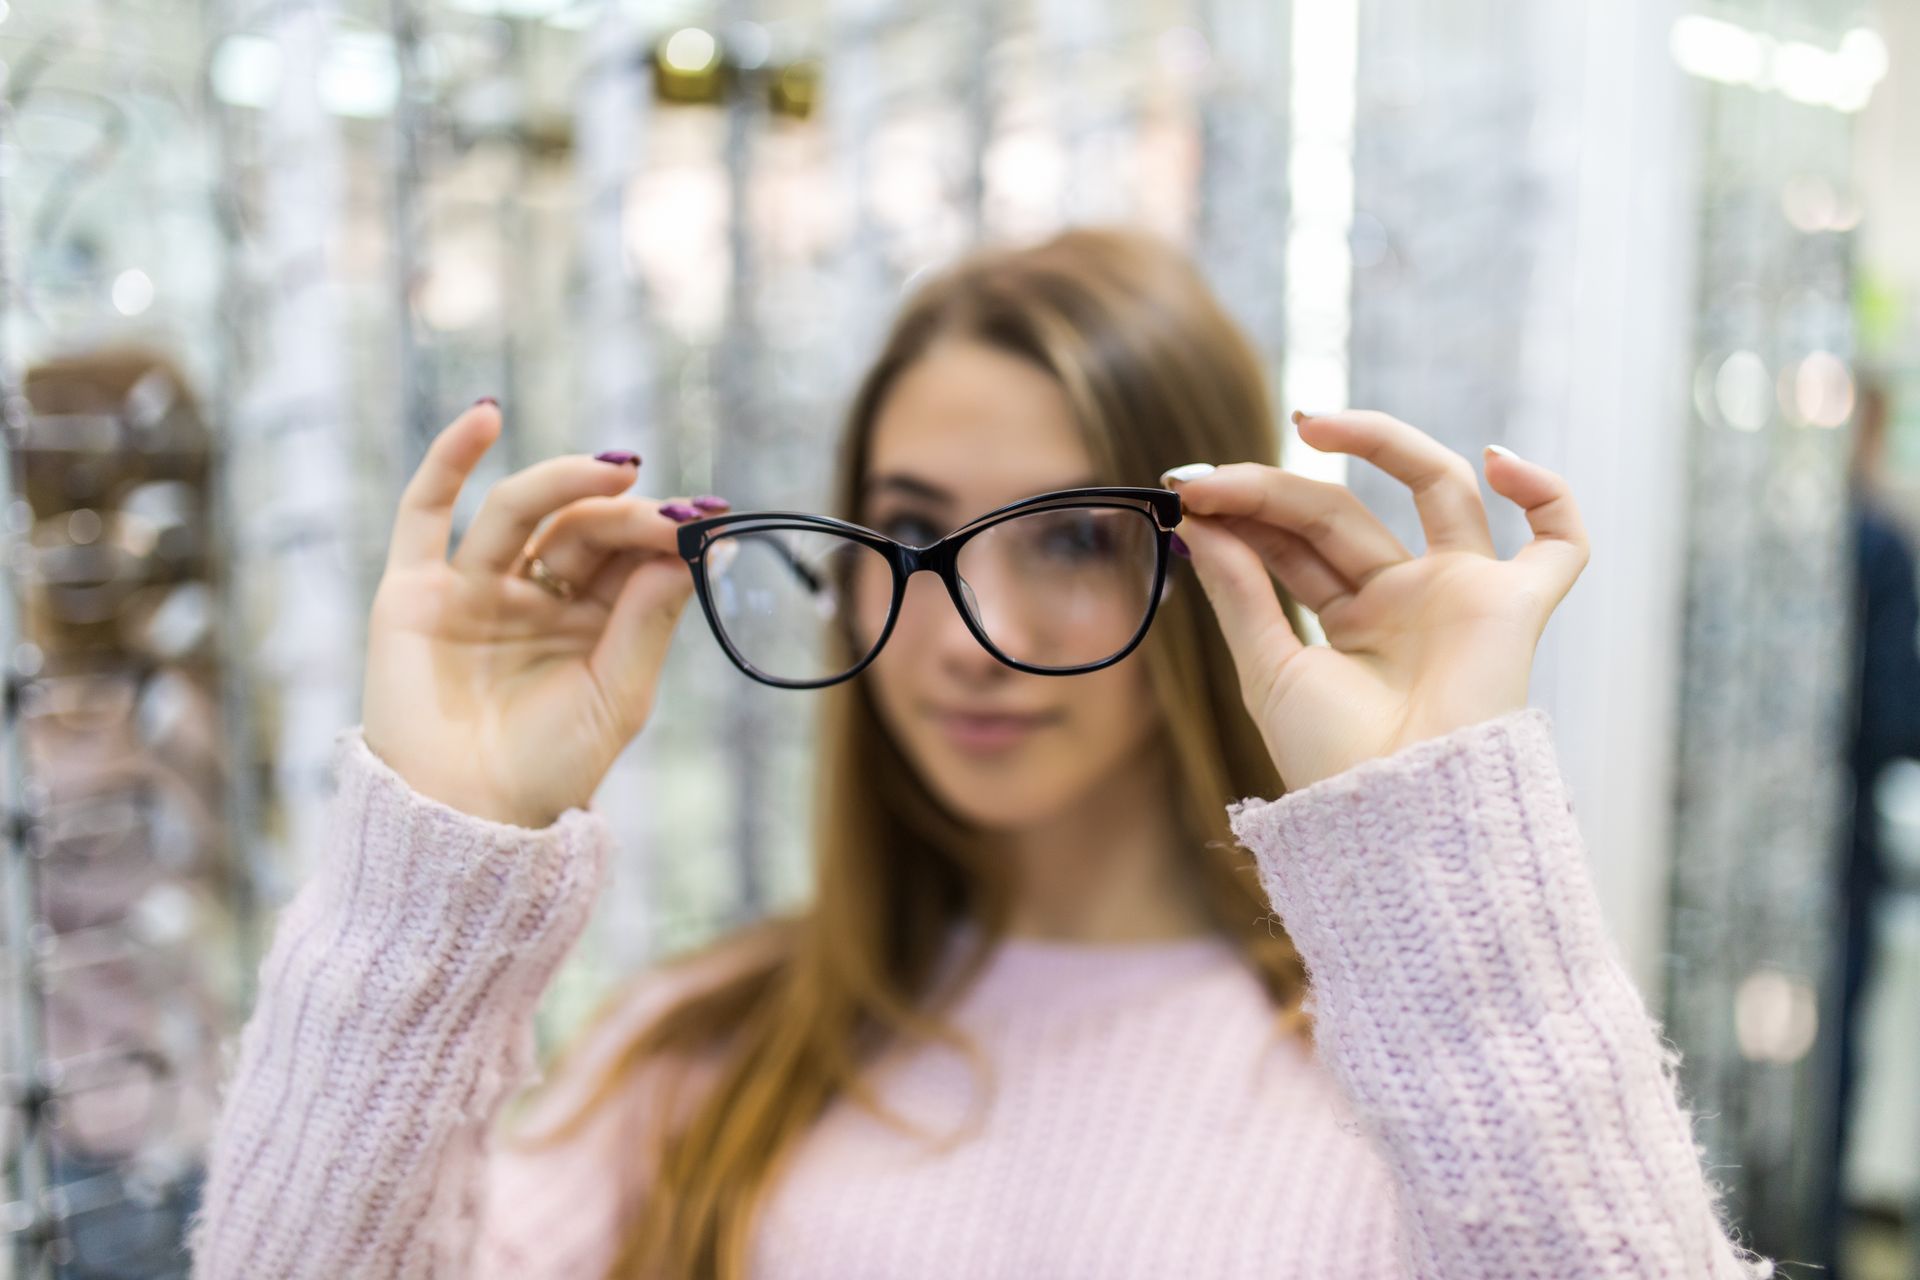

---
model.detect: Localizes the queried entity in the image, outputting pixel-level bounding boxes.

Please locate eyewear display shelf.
[0,361,241,1276]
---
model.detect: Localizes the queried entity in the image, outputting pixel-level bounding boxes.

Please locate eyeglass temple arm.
[727,529,827,595]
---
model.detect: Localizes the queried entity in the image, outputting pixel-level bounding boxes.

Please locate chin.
[904,736,1079,832]
[929,780,1071,833]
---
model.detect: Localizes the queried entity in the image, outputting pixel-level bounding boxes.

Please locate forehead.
[865,340,1095,508]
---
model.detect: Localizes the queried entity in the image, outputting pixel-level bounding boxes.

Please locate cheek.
[1051,664,1159,773]
[845,551,900,655]
[855,575,944,699]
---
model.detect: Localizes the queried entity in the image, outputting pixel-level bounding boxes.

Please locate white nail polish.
[1485,444,1520,461]
[1160,462,1217,485]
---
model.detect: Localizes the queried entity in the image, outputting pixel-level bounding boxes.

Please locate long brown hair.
[539,226,1311,1278]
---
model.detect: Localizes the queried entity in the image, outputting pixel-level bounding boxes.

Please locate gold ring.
[524,555,576,600]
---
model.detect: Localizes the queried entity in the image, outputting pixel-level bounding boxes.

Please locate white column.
[247,0,362,895]
[1517,0,1696,998]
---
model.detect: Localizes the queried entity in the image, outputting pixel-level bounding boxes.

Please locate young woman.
[189,229,1769,1278]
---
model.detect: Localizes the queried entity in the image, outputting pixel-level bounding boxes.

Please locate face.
[855,339,1166,832]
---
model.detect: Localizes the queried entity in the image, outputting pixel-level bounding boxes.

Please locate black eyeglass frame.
[675,486,1183,690]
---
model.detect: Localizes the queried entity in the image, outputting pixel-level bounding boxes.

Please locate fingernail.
[660,502,701,522]
[1169,532,1192,560]
[474,396,499,408]
[691,495,731,512]
[1160,463,1216,486]
[1485,444,1520,461]
[595,450,643,467]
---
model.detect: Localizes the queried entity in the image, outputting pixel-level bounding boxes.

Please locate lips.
[930,706,1062,753]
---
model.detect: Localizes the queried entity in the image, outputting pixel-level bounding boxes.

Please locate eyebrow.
[861,474,952,505]
[860,472,1101,506]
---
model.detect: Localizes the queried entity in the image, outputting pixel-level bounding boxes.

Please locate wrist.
[360,728,566,829]
[438,791,564,830]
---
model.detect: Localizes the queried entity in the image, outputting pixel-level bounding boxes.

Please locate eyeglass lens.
[704,504,1159,685]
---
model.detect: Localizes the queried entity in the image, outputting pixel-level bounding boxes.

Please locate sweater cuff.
[1225,707,1606,1026]
[1223,712,1774,1278]
[189,734,614,1279]
[314,725,612,975]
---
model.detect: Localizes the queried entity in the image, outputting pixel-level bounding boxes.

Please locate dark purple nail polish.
[474,396,499,407]
[1170,532,1191,560]
[660,502,700,522]
[594,450,642,467]
[691,495,731,512]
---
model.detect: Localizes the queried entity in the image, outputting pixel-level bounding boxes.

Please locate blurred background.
[0,0,1916,1275]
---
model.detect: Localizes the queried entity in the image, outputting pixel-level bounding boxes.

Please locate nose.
[899,565,1011,680]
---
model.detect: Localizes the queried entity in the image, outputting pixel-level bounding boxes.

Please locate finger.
[1292,410,1496,555]
[1213,514,1355,616]
[1482,445,1591,604]
[1171,514,1304,704]
[452,453,647,575]
[388,401,502,570]
[522,494,699,599]
[1167,462,1412,586]
[588,554,698,732]
[580,548,654,605]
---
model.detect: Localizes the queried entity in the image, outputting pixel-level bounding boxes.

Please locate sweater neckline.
[931,920,1242,1021]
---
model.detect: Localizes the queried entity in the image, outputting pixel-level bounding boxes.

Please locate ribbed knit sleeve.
[188,725,612,1279]
[1226,708,1772,1280]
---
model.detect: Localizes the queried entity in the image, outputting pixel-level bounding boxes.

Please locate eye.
[873,513,942,546]
[1037,512,1119,561]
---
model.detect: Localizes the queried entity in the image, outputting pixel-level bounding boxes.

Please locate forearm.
[1228,708,1766,1279]
[190,726,611,1279]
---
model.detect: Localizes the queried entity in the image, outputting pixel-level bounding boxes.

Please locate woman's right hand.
[361,401,717,827]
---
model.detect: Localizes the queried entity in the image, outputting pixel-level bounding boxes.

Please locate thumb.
[589,554,696,729]
[1174,516,1304,701]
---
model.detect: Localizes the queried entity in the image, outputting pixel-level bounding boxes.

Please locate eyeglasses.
[675,486,1182,689]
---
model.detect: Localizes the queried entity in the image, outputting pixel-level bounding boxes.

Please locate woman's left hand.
[1166,410,1590,794]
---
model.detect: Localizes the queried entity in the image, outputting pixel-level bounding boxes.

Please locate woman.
[189,229,1768,1278]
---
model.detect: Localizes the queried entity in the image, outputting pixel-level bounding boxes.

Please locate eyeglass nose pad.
[958,574,983,627]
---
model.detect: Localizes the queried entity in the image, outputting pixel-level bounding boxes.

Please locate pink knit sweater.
[188,708,1771,1278]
